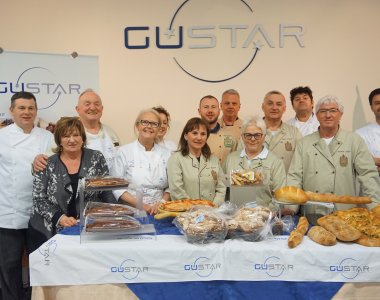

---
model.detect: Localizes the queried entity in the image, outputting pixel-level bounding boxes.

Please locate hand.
[33,154,48,172]
[143,202,160,215]
[59,215,77,227]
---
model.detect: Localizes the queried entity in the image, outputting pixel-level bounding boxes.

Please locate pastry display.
[85,216,141,232]
[274,186,308,204]
[174,208,227,244]
[85,202,135,217]
[230,170,263,186]
[288,216,309,248]
[307,226,337,246]
[227,206,272,241]
[85,177,129,189]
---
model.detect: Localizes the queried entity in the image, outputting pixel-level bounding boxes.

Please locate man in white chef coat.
[0,91,53,300]
[356,88,380,175]
[33,89,120,173]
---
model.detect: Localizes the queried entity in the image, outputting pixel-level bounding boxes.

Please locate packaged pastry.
[227,205,273,241]
[173,206,228,244]
[230,169,265,186]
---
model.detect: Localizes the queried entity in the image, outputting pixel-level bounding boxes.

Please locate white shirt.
[112,140,171,204]
[158,139,177,153]
[356,123,380,157]
[0,124,53,229]
[287,113,320,136]
[86,123,119,173]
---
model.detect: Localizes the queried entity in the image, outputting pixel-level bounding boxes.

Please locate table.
[30,217,380,299]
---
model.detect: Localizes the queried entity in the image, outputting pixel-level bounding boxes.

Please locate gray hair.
[134,108,161,136]
[315,95,344,113]
[241,115,267,135]
[78,88,102,103]
[222,89,240,98]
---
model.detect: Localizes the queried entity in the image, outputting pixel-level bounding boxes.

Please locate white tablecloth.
[30,234,380,286]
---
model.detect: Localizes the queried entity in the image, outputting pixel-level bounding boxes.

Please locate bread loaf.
[287,217,309,248]
[274,186,308,204]
[305,191,371,204]
[317,215,362,242]
[296,216,309,235]
[288,230,303,248]
[307,226,336,246]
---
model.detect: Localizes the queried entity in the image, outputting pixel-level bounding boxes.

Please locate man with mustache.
[262,90,302,172]
[198,95,238,165]
[356,88,380,175]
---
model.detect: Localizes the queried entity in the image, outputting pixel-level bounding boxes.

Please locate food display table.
[30,217,380,299]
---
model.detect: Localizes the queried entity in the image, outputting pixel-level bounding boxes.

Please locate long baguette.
[305,191,371,204]
[287,216,309,248]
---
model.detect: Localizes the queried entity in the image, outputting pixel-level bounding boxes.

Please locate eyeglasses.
[138,120,160,128]
[318,108,340,114]
[242,132,263,140]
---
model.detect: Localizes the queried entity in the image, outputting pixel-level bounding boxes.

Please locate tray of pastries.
[154,199,216,220]
[85,176,129,190]
[85,215,141,232]
[84,202,135,217]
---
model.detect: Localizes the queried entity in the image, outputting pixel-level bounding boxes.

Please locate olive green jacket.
[287,129,380,210]
[167,152,226,206]
[224,148,286,208]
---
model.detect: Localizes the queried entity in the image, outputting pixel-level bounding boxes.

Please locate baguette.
[287,217,309,248]
[274,186,308,204]
[317,215,361,242]
[307,226,336,246]
[305,191,371,204]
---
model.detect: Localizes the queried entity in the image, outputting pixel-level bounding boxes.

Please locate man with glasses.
[287,95,380,210]
[287,86,319,136]
[262,90,302,172]
[356,88,380,175]
[33,89,120,173]
[198,95,238,165]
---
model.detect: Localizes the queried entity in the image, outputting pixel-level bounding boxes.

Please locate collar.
[12,123,35,134]
[136,139,157,151]
[240,145,269,160]
[294,113,315,123]
[210,122,221,134]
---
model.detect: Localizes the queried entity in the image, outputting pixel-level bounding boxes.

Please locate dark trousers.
[0,227,29,300]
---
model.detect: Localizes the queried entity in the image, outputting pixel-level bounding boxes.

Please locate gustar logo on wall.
[253,256,294,278]
[0,67,81,110]
[110,259,149,280]
[184,256,221,277]
[329,258,370,280]
[124,0,305,82]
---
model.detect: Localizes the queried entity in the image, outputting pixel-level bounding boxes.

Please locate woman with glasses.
[224,115,293,212]
[152,105,177,153]
[167,117,226,205]
[113,109,171,214]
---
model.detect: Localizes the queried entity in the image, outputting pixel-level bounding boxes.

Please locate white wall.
[1,0,379,144]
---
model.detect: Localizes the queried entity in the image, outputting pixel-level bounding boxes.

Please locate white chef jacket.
[356,123,380,157]
[0,124,53,229]
[86,123,119,173]
[158,139,177,153]
[287,113,320,136]
[112,140,171,204]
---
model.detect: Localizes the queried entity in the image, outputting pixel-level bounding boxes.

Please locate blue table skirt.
[60,216,343,300]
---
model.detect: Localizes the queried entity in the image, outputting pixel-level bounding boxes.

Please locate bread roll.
[288,230,303,248]
[371,205,380,216]
[296,216,309,235]
[305,191,371,204]
[317,215,362,242]
[307,226,336,246]
[274,186,308,204]
[355,235,380,247]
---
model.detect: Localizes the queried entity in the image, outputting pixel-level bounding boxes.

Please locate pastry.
[307,226,337,246]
